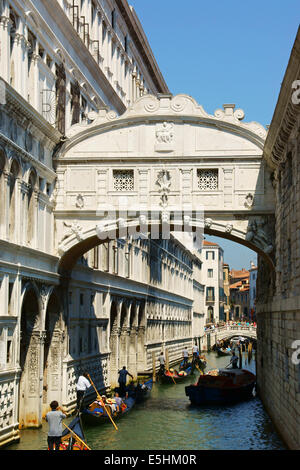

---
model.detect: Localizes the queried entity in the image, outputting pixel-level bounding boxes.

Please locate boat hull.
[216,348,231,357]
[185,382,255,405]
[185,369,256,405]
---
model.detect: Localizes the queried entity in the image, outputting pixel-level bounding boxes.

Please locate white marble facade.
[0,0,170,446]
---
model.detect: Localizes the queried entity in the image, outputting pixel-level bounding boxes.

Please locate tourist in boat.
[230,351,239,369]
[118,366,133,396]
[46,400,66,451]
[76,371,91,411]
[183,347,189,365]
[114,392,123,412]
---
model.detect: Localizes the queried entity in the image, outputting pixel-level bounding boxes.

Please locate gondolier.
[183,347,189,365]
[158,352,166,375]
[192,343,199,359]
[118,366,133,396]
[76,372,91,410]
[230,351,239,369]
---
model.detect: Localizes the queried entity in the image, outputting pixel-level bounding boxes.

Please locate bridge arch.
[57,218,275,276]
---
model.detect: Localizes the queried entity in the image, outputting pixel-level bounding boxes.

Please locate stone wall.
[258,26,300,449]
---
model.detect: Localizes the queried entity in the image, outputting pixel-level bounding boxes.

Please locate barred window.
[197,169,218,190]
[113,170,134,191]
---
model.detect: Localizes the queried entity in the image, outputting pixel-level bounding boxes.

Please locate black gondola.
[81,396,135,426]
[160,366,194,384]
[216,347,232,357]
[59,415,90,450]
[135,378,153,403]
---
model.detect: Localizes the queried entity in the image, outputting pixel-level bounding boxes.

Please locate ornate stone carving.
[204,218,213,228]
[59,221,84,246]
[75,194,84,209]
[157,169,171,208]
[39,285,54,310]
[225,223,233,233]
[155,122,174,152]
[156,122,174,144]
[245,217,273,254]
[244,193,254,209]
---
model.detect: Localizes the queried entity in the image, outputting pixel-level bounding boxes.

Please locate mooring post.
[152,351,156,383]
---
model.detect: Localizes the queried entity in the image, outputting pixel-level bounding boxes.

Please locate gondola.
[160,366,193,384]
[135,378,153,403]
[185,368,256,405]
[216,347,232,357]
[81,396,135,426]
[58,415,90,450]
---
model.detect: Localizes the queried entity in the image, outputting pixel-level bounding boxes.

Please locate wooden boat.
[193,355,207,372]
[216,347,232,357]
[135,378,153,403]
[185,368,256,405]
[161,366,193,384]
[59,415,90,450]
[81,396,135,426]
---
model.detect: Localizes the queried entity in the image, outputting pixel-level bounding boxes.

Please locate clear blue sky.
[130,0,299,270]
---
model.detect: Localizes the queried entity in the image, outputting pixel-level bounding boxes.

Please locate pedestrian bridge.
[201,325,257,350]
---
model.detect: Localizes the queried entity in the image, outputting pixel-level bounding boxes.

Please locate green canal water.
[7,352,286,450]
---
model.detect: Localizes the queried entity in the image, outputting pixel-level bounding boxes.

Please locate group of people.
[46,366,135,451]
[158,343,202,376]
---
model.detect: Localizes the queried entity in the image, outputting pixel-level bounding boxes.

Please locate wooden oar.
[87,374,118,431]
[195,363,203,375]
[167,370,176,384]
[62,422,91,450]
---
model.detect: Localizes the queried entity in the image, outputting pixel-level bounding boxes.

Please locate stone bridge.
[201,325,257,351]
[54,93,276,275]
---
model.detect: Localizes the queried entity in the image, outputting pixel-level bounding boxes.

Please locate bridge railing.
[204,325,257,335]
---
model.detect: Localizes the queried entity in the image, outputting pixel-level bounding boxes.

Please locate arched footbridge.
[201,325,257,350]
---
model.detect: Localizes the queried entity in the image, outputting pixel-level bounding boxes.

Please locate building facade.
[201,240,225,324]
[249,261,257,320]
[223,263,230,321]
[229,268,250,320]
[0,0,172,447]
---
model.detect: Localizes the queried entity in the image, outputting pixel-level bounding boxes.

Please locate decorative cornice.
[60,94,266,154]
[263,26,300,169]
[115,0,169,94]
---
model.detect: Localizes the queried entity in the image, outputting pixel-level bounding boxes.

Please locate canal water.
[7,351,286,450]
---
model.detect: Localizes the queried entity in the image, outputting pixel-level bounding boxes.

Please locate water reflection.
[7,352,285,450]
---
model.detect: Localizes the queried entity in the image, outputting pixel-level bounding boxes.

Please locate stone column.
[19,330,43,429]
[0,6,11,83]
[97,169,108,210]
[0,273,9,316]
[1,171,9,240]
[128,326,138,378]
[223,168,233,207]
